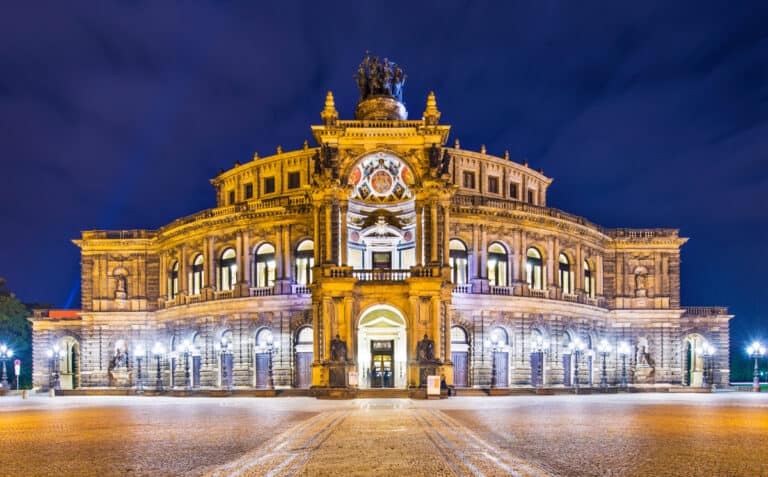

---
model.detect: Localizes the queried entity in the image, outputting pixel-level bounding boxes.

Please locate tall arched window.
[526,247,543,290]
[488,242,508,287]
[449,239,468,285]
[190,254,204,295]
[559,253,572,294]
[295,240,314,286]
[584,260,594,298]
[169,261,179,299]
[254,243,276,288]
[219,248,237,291]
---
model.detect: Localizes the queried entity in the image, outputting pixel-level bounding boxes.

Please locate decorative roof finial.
[252,152,259,161]
[321,91,338,126]
[454,138,461,149]
[423,91,441,126]
[504,150,510,160]
[276,145,283,154]
[303,140,309,150]
[480,144,486,154]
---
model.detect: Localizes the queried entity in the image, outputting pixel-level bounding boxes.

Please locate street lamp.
[152,342,165,392]
[618,341,631,390]
[178,339,194,390]
[486,331,504,388]
[46,345,65,390]
[215,337,234,391]
[568,337,586,390]
[134,344,146,394]
[532,335,549,388]
[597,339,610,389]
[262,332,280,389]
[698,342,716,388]
[746,341,765,392]
[0,344,14,391]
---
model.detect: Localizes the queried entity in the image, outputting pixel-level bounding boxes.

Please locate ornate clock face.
[349,152,414,202]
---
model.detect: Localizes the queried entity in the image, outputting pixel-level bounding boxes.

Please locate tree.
[0,278,32,388]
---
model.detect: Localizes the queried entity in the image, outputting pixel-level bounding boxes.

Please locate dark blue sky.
[1,2,766,351]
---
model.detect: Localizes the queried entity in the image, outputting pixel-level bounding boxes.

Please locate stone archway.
[357,305,407,389]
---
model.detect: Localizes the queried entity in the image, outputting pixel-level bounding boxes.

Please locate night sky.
[1,2,766,357]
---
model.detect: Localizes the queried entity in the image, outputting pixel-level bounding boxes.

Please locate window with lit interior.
[449,239,469,285]
[584,260,594,298]
[488,242,508,287]
[526,247,543,290]
[169,261,179,299]
[254,243,276,288]
[295,240,314,286]
[190,254,204,295]
[219,248,237,291]
[559,253,573,294]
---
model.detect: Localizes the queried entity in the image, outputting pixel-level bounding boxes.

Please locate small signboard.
[14,359,20,376]
[427,375,441,396]
[348,371,359,387]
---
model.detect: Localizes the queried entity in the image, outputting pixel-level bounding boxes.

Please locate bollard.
[22,389,27,400]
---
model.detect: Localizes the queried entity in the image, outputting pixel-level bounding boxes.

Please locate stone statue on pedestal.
[330,334,347,362]
[417,334,436,362]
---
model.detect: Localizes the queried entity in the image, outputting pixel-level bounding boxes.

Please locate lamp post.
[487,332,503,388]
[597,339,610,389]
[263,333,280,389]
[152,342,165,392]
[179,339,193,390]
[532,335,548,388]
[46,345,65,390]
[0,344,13,391]
[699,342,715,388]
[618,341,631,390]
[747,341,765,392]
[568,337,586,390]
[215,337,234,391]
[134,345,145,394]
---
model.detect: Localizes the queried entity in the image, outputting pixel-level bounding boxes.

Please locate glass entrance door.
[370,340,394,388]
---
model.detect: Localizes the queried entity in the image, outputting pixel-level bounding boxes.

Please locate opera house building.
[30,58,731,396]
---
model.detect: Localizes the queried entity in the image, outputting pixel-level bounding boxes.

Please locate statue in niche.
[330,334,347,362]
[417,334,436,362]
[634,268,648,297]
[114,275,127,299]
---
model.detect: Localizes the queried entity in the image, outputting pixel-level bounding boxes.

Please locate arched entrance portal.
[357,305,407,389]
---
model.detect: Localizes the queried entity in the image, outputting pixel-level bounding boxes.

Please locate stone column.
[179,245,188,295]
[324,205,332,263]
[430,203,438,263]
[283,225,292,283]
[340,201,348,266]
[159,253,167,300]
[243,230,252,287]
[415,203,424,266]
[313,204,321,264]
[442,204,450,267]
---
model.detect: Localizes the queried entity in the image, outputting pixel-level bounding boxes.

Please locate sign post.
[14,359,20,391]
[427,375,441,399]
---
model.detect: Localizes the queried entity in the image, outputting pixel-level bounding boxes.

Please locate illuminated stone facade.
[30,59,732,393]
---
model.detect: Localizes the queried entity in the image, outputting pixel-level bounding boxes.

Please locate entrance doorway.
[370,340,394,388]
[357,305,407,389]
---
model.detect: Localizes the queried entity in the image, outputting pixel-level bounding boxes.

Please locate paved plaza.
[1,393,767,476]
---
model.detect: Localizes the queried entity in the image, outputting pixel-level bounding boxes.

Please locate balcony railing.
[529,289,548,299]
[291,284,311,295]
[490,285,513,296]
[453,284,472,294]
[683,306,729,316]
[352,269,411,281]
[249,287,274,297]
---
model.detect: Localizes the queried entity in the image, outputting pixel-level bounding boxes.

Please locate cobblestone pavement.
[207,399,549,476]
[2,393,767,476]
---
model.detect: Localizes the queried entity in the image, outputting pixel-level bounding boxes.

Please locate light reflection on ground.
[1,393,766,476]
